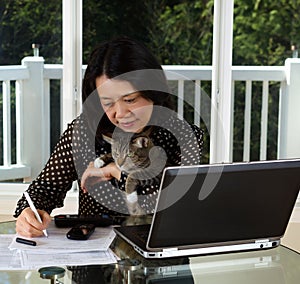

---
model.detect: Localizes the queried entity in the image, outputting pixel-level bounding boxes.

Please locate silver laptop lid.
[147,159,300,250]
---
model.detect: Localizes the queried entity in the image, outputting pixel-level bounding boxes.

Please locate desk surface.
[1,221,300,284]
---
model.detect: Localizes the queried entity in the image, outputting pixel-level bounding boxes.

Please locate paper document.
[20,249,117,269]
[0,235,23,270]
[0,234,117,270]
[1,220,118,270]
[9,222,116,253]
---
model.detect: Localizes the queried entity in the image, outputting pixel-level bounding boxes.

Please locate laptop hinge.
[255,239,269,243]
[162,247,178,252]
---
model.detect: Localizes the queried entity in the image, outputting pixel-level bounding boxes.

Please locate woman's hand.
[81,162,121,193]
[16,207,51,238]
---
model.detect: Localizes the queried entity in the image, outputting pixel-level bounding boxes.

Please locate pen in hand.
[24,192,48,237]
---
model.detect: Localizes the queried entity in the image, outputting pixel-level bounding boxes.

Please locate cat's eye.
[127,151,135,158]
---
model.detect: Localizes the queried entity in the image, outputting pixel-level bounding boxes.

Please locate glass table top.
[1,220,300,283]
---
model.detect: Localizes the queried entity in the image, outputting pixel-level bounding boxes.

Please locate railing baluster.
[243,80,252,162]
[277,80,288,159]
[260,81,269,160]
[15,80,22,165]
[194,80,201,126]
[178,80,184,120]
[3,80,11,167]
[43,78,50,158]
[230,81,234,162]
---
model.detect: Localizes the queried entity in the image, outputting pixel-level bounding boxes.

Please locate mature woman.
[14,37,203,237]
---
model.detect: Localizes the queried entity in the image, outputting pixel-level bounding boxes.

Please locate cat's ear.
[132,137,149,148]
[102,134,113,145]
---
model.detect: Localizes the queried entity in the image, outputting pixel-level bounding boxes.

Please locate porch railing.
[1,57,300,182]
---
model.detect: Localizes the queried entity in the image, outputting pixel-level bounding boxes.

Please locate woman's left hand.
[80,162,121,193]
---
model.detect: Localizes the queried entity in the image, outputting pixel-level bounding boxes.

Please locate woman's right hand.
[15,207,51,238]
[81,162,121,193]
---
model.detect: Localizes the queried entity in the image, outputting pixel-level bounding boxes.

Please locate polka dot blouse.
[14,114,203,218]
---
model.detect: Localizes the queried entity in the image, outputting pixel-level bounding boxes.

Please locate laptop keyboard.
[121,224,151,245]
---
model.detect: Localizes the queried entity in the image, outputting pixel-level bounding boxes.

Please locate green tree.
[0,0,62,65]
[233,0,300,65]
[82,0,153,63]
[147,0,214,65]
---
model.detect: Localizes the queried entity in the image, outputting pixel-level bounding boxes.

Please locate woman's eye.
[124,97,137,104]
[100,99,114,108]
[103,102,113,107]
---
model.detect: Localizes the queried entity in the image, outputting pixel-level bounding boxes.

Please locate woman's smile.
[96,75,154,133]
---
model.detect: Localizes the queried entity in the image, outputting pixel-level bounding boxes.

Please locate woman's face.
[96,75,154,133]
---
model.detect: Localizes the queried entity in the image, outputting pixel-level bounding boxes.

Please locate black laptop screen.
[148,160,300,248]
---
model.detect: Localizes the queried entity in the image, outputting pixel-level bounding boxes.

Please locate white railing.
[0,58,63,182]
[0,65,30,180]
[231,66,286,161]
[1,57,300,182]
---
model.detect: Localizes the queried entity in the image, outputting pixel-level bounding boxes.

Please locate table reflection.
[0,221,299,284]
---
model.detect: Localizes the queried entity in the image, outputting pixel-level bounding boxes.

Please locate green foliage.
[82,0,152,63]
[233,0,300,65]
[0,0,62,64]
[147,0,214,65]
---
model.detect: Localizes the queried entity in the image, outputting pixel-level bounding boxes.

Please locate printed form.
[0,222,118,269]
[8,222,116,253]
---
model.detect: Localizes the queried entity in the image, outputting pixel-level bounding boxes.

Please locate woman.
[14,37,203,237]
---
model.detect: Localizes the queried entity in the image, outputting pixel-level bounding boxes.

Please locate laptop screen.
[148,160,300,249]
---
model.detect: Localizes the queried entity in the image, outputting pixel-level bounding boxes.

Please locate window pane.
[82,0,213,65]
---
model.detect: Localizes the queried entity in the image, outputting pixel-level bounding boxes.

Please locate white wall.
[0,183,78,216]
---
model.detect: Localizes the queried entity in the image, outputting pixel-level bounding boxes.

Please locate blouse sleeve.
[13,121,78,217]
[180,124,204,165]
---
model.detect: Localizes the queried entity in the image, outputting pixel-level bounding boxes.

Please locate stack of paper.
[1,222,118,270]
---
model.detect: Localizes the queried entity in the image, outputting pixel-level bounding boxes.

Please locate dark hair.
[81,37,174,136]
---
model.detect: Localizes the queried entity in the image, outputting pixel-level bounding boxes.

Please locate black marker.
[16,237,37,246]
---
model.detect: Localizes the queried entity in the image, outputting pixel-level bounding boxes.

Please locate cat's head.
[104,134,153,173]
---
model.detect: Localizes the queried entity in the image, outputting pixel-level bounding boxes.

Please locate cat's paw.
[125,192,145,216]
[126,191,138,203]
[94,157,105,168]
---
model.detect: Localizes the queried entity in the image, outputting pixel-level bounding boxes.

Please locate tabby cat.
[95,129,167,216]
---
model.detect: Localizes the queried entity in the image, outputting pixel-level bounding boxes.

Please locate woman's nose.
[114,100,128,118]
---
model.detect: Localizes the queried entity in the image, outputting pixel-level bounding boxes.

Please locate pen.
[16,237,37,246]
[24,191,48,237]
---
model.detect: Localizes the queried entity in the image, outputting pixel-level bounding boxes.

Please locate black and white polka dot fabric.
[14,114,203,218]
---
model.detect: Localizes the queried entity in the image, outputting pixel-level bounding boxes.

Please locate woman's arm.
[80,161,121,192]
[14,120,78,218]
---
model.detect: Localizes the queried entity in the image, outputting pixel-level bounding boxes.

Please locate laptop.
[114,159,300,258]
